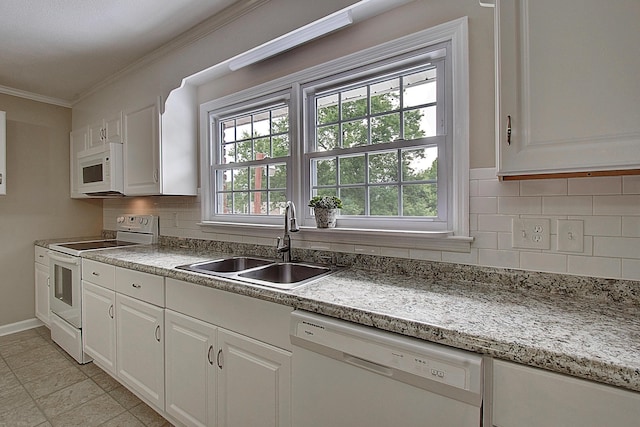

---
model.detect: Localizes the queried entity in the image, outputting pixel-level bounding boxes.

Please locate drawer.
[116,267,164,307]
[165,278,293,351]
[35,246,49,266]
[82,259,116,290]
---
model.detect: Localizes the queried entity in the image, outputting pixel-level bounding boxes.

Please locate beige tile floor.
[0,326,174,427]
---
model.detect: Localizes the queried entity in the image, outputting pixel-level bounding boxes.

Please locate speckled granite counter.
[40,241,640,393]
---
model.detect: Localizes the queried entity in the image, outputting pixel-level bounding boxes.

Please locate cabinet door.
[492,360,640,427]
[35,262,50,326]
[69,127,88,198]
[496,0,640,176]
[104,113,123,144]
[88,121,105,149]
[123,100,160,195]
[82,281,116,375]
[116,293,164,410]
[217,329,291,427]
[165,310,217,427]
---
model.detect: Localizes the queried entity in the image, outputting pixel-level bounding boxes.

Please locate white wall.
[0,94,103,327]
[99,0,640,282]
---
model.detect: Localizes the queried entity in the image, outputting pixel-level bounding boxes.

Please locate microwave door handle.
[47,251,80,266]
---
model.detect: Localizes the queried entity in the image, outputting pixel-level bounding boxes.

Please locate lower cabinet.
[216,328,291,427]
[82,265,292,427]
[492,360,640,427]
[164,309,292,427]
[82,281,116,375]
[34,246,50,326]
[165,310,217,427]
[116,293,165,410]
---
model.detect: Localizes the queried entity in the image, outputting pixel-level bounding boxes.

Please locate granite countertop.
[41,242,640,393]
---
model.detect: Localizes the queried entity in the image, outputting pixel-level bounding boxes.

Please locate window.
[214,102,289,216]
[200,18,469,245]
[304,59,449,230]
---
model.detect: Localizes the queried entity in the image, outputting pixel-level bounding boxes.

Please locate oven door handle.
[47,251,80,265]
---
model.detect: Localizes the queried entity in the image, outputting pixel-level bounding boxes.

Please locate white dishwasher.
[290,310,484,427]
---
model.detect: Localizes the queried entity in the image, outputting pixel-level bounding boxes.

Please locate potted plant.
[308,196,342,228]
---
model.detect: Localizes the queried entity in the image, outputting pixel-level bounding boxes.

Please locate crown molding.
[73,0,270,105]
[0,84,72,108]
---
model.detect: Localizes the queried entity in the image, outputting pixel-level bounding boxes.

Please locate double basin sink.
[176,256,336,290]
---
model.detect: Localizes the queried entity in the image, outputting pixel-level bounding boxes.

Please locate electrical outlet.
[557,219,584,253]
[512,218,551,249]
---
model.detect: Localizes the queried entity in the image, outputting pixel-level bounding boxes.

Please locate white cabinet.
[34,246,50,326]
[82,281,116,375]
[89,113,123,148]
[491,360,640,427]
[123,88,197,196]
[217,328,291,427]
[494,0,640,177]
[165,309,217,427]
[69,127,88,198]
[0,110,5,195]
[116,293,165,410]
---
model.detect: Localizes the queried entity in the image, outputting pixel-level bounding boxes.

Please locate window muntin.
[213,103,290,216]
[307,61,447,223]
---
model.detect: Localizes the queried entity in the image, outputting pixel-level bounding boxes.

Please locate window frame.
[301,51,451,231]
[199,17,470,249]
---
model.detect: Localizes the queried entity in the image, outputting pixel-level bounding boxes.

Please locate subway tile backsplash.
[104,168,640,281]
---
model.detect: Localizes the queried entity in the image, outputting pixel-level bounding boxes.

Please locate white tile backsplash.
[568,176,622,195]
[104,168,640,281]
[520,179,567,196]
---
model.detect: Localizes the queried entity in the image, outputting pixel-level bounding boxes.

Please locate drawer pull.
[207,345,214,365]
[155,325,161,342]
[92,271,100,276]
[132,283,141,289]
[217,349,223,369]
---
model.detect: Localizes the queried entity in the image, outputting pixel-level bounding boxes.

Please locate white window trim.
[199,17,471,252]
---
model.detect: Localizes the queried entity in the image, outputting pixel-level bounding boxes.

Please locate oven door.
[48,250,82,328]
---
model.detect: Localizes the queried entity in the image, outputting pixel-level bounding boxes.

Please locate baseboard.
[0,317,44,337]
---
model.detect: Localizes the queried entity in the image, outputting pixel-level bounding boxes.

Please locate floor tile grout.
[0,326,173,427]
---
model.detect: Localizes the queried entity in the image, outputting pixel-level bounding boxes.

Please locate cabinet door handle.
[131,283,141,289]
[506,115,512,145]
[207,345,214,365]
[92,271,100,277]
[47,277,50,287]
[108,304,114,319]
[217,349,223,369]
[155,325,161,342]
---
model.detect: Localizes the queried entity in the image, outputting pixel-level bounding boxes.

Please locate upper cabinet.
[70,84,198,198]
[123,86,197,196]
[494,0,640,178]
[89,113,122,149]
[0,111,5,195]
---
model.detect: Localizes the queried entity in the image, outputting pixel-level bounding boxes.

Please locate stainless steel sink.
[237,262,333,289]
[177,257,273,275]
[176,257,336,290]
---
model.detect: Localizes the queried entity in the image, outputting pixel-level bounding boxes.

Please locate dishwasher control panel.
[290,310,483,396]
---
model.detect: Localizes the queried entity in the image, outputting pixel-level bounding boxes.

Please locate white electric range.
[48,214,158,363]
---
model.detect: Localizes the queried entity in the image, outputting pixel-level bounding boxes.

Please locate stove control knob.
[139,218,144,224]
[117,216,125,224]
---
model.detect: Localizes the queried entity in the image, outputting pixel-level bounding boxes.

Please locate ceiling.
[0,0,240,105]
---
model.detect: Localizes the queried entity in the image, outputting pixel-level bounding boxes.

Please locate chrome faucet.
[276,201,300,262]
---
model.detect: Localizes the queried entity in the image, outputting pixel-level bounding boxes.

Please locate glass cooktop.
[58,240,139,251]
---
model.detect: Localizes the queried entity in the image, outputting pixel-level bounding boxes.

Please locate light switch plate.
[512,218,551,249]
[557,219,584,253]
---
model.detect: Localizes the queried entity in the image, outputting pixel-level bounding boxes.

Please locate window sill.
[198,221,473,253]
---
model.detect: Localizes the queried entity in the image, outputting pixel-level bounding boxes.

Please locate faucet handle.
[276,236,281,249]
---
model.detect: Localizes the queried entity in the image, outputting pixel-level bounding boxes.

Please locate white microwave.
[77,143,124,195]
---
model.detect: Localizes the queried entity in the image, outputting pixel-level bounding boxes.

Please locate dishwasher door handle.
[343,353,393,377]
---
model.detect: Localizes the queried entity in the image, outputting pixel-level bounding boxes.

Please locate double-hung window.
[201,18,469,246]
[207,92,292,225]
[303,54,451,231]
